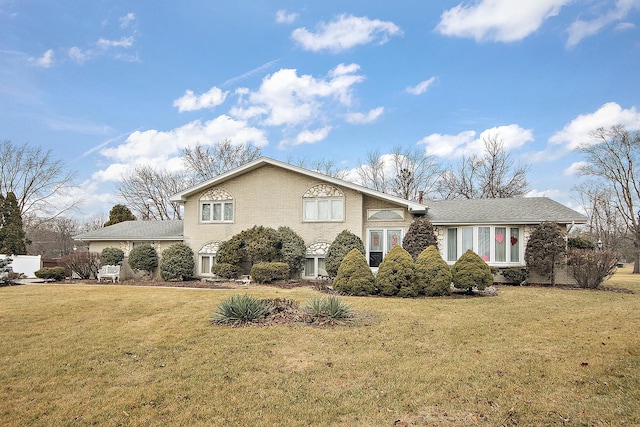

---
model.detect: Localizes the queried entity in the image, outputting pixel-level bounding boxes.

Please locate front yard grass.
[0,268,638,426]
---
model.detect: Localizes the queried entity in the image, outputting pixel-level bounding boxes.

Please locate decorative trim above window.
[199,241,221,255]
[306,241,330,256]
[199,188,233,201]
[303,184,343,198]
[367,209,404,221]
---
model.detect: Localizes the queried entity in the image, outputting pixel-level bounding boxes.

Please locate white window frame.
[200,201,234,223]
[199,254,216,276]
[303,198,344,222]
[445,225,522,265]
[367,228,404,271]
[303,256,327,279]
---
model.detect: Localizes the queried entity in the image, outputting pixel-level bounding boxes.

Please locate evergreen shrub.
[250,262,290,283]
[159,243,195,281]
[211,263,239,279]
[332,248,376,296]
[525,221,566,286]
[100,247,124,266]
[127,243,159,276]
[277,226,306,276]
[402,217,438,260]
[451,249,493,293]
[415,246,451,296]
[35,267,66,281]
[325,230,365,278]
[376,245,417,297]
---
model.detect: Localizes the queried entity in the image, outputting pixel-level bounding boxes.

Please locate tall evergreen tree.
[104,204,136,226]
[0,192,28,255]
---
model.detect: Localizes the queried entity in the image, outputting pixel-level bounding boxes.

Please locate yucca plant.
[212,294,267,325]
[304,295,352,323]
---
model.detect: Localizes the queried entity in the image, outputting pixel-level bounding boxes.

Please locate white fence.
[0,254,42,278]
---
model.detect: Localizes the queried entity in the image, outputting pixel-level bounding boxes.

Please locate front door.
[368,229,403,268]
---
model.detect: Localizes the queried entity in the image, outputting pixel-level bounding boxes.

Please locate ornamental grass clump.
[304,295,352,323]
[375,245,417,297]
[415,246,452,296]
[332,248,376,296]
[212,294,267,325]
[451,249,493,293]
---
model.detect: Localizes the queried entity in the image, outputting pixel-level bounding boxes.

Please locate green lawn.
[1,269,639,426]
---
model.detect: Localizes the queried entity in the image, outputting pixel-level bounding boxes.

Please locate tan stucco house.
[75,157,587,280]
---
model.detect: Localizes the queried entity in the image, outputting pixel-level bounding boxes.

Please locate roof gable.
[170,157,427,213]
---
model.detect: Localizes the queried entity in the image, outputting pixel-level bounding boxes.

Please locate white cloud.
[615,21,636,30]
[345,107,384,124]
[563,161,589,176]
[32,49,54,68]
[292,126,333,146]
[119,12,136,29]
[97,115,268,182]
[173,87,229,112]
[68,46,90,64]
[406,77,437,95]
[230,64,365,128]
[436,0,568,42]
[566,0,640,47]
[418,125,533,158]
[549,102,640,150]
[292,14,402,52]
[97,36,134,49]
[276,10,297,24]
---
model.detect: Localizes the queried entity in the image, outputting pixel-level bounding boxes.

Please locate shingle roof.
[426,197,587,225]
[73,220,184,241]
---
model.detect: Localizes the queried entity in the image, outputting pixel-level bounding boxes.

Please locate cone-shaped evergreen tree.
[0,192,28,255]
[402,216,438,260]
[104,204,136,226]
[451,249,493,293]
[415,246,451,296]
[325,230,365,278]
[333,248,376,296]
[376,245,417,297]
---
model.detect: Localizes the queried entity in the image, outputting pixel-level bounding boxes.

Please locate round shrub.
[277,226,306,276]
[250,262,290,284]
[375,245,417,297]
[332,248,376,296]
[245,226,280,263]
[415,246,451,296]
[127,243,159,276]
[100,247,124,266]
[325,230,365,278]
[34,267,66,281]
[402,217,438,260]
[159,243,195,281]
[211,263,239,279]
[451,249,493,293]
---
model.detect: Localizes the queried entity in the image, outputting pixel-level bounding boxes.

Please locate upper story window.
[302,184,344,222]
[199,188,234,223]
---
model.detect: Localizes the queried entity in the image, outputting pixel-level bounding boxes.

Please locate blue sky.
[1,0,639,218]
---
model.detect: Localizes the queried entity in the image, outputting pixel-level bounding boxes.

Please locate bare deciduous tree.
[355,146,441,201]
[25,215,81,257]
[0,140,78,218]
[287,156,349,180]
[577,125,640,273]
[436,134,530,199]
[182,139,261,181]
[118,166,187,220]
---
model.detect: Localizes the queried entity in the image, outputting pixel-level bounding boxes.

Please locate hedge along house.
[76,157,587,283]
[73,220,183,280]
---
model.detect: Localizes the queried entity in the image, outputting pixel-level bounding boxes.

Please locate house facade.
[75,157,587,281]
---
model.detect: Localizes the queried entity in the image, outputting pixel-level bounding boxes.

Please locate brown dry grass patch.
[0,268,638,426]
